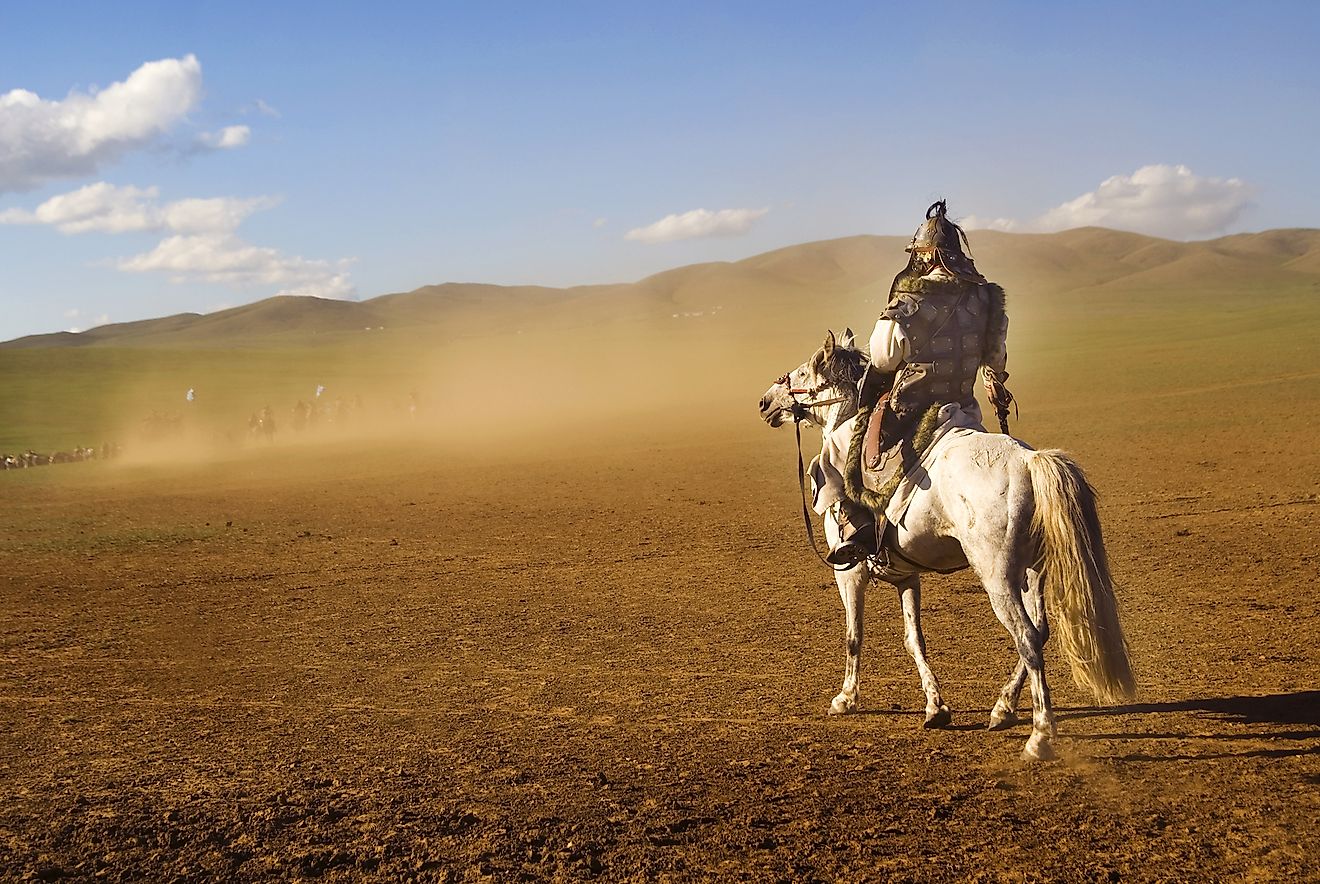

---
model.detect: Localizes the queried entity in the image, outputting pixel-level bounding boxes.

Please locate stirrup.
[826,539,871,567]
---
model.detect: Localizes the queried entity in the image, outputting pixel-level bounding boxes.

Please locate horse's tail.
[1027,449,1136,704]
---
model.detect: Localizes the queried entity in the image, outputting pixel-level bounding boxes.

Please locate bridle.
[776,370,858,572]
[777,372,851,421]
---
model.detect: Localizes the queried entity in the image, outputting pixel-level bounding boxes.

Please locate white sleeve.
[868,318,910,372]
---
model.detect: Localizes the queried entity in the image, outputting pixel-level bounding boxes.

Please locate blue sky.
[2,1,1318,340]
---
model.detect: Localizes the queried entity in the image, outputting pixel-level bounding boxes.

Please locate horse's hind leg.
[984,573,1056,760]
[896,576,951,728]
[989,661,1027,731]
[989,567,1048,731]
[830,564,868,715]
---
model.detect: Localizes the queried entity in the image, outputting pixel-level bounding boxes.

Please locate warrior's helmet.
[905,200,986,283]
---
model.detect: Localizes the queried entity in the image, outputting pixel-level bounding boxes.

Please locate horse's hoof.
[829,695,859,715]
[1020,734,1057,762]
[923,705,952,729]
[988,709,1019,731]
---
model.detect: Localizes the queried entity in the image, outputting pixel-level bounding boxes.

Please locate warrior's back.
[884,276,999,414]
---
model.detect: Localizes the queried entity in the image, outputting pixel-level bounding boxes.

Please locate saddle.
[846,400,945,519]
[862,393,922,471]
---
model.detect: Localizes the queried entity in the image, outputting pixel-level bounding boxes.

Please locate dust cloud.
[78,308,801,476]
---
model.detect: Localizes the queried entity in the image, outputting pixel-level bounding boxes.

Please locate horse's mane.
[810,341,869,394]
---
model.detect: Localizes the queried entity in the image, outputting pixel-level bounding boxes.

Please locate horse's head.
[758,328,866,428]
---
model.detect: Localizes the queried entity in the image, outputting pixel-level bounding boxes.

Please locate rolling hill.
[6,226,1317,351]
[1,226,1318,453]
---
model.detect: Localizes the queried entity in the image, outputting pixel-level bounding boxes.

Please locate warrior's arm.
[980,286,1014,422]
[867,317,910,372]
[859,318,910,407]
[981,285,1009,380]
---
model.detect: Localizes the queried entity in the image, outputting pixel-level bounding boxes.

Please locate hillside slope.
[5,227,1317,351]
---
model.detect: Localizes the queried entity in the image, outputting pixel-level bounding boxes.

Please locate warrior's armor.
[825,200,1011,566]
[860,200,1008,416]
[883,272,1006,414]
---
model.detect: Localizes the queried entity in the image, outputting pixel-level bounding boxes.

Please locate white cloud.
[60,308,108,327]
[962,165,1253,240]
[958,215,1020,233]
[5,181,353,299]
[4,183,162,233]
[625,207,769,244]
[1,58,354,304]
[1036,165,1252,237]
[0,182,275,234]
[160,194,277,233]
[0,55,203,193]
[248,99,281,119]
[197,124,250,150]
[118,233,357,299]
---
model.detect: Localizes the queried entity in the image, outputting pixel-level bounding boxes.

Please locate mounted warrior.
[813,200,1015,567]
[760,204,1134,759]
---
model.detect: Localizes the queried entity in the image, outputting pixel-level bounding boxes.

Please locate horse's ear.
[840,327,855,349]
[823,330,836,356]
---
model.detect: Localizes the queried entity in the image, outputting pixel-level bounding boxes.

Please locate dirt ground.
[1,418,1317,882]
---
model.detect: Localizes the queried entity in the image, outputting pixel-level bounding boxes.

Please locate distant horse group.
[9,389,412,466]
[251,394,376,443]
[248,406,278,443]
[2,444,118,471]
[290,395,369,433]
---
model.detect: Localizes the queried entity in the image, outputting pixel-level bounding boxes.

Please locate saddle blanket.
[809,401,985,524]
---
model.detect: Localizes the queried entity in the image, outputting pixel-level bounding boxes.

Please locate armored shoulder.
[881,293,921,323]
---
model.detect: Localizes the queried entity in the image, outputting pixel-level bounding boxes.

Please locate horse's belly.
[892,521,968,572]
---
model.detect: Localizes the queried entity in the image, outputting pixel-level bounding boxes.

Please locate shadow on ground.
[1058,691,1320,762]
[1061,690,1320,726]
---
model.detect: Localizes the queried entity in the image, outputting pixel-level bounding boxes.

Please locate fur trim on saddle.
[843,402,945,515]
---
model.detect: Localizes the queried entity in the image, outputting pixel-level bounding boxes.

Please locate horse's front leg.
[896,576,951,728]
[989,567,1048,730]
[830,564,868,714]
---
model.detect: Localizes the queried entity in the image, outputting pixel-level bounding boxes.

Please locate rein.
[779,372,857,573]
[793,419,855,572]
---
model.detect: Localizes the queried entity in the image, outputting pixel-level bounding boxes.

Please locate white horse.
[758,329,1135,761]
